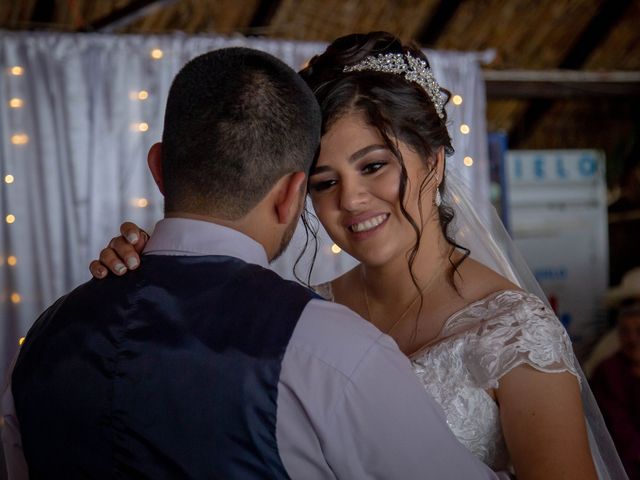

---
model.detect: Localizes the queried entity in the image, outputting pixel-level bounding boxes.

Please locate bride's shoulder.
[452,257,552,326]
[448,256,560,331]
[455,256,522,302]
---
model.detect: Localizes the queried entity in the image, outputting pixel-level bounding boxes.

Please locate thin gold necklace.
[361,259,445,335]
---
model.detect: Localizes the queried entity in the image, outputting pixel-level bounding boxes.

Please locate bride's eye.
[309,179,337,192]
[362,161,387,175]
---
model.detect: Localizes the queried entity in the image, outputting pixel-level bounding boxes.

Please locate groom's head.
[147,47,321,258]
[160,47,320,219]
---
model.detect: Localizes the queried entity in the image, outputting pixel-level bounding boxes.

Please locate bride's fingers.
[89,260,108,279]
[90,233,142,278]
[105,236,140,272]
[120,222,145,246]
[133,230,149,253]
[99,246,128,276]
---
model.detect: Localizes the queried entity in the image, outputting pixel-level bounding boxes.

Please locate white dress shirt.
[2,218,503,479]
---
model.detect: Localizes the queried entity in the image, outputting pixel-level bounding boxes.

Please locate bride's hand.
[89,222,149,278]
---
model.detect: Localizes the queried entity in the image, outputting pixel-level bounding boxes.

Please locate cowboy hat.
[606,267,640,307]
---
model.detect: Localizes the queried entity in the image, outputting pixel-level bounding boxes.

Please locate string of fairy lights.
[2,47,172,346]
[5,65,24,317]
[451,93,475,167]
[2,43,476,340]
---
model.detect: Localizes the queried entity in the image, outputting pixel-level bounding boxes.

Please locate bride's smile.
[346,212,389,234]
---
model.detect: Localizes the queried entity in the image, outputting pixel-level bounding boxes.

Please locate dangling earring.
[434,175,442,207]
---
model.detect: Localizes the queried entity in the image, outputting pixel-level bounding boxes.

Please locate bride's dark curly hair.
[295,31,470,302]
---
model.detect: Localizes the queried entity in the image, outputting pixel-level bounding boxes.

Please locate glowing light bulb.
[452,95,463,106]
[10,66,24,76]
[5,175,15,184]
[18,337,25,346]
[5,214,16,224]
[331,244,342,254]
[137,90,149,100]
[11,134,29,145]
[133,198,149,208]
[151,48,164,60]
[9,98,23,108]
[131,122,149,132]
[460,124,470,135]
[7,256,17,266]
[11,293,21,304]
[464,156,474,167]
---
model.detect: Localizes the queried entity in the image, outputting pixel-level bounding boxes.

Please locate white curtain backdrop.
[0,30,491,374]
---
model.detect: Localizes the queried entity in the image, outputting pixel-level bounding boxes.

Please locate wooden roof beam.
[248,0,282,35]
[29,0,56,26]
[485,70,640,99]
[79,0,178,32]
[417,0,462,47]
[508,0,635,148]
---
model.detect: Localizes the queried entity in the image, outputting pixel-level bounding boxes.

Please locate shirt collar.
[143,217,269,268]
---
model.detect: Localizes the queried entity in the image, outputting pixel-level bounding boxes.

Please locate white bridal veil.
[445,169,627,479]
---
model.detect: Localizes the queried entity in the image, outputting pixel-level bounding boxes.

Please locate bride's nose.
[339,177,368,211]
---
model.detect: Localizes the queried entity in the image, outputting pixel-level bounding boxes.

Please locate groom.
[3,48,501,479]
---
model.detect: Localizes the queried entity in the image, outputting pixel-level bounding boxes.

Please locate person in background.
[591,266,640,479]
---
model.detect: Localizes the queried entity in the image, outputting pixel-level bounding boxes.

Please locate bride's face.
[309,111,439,267]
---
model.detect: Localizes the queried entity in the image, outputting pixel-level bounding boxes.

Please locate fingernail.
[127,257,139,269]
[97,268,106,278]
[126,233,139,245]
[115,263,126,274]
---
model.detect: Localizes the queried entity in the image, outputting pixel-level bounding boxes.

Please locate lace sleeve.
[465,291,580,390]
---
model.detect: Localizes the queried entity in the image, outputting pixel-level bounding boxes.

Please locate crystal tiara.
[343,52,445,119]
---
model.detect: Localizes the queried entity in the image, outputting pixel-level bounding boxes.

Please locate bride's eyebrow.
[310,144,388,176]
[350,144,388,162]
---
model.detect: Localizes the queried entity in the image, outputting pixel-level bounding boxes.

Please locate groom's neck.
[164,210,277,261]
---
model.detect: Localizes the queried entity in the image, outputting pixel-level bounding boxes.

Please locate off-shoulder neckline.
[315,283,539,359]
[408,289,539,360]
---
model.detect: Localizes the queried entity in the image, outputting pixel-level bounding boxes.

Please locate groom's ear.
[274,171,307,225]
[147,142,165,195]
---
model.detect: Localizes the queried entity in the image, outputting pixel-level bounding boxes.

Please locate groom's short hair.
[161,47,321,219]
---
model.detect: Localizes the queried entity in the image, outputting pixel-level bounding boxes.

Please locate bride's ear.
[147,142,165,195]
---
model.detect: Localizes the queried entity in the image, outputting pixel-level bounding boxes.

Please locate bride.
[91,32,625,479]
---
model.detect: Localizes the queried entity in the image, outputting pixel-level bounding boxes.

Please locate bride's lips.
[344,213,390,240]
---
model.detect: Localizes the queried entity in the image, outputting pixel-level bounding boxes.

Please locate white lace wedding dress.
[315,285,579,471]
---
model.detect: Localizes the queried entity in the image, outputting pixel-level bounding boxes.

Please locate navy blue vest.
[12,255,316,479]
